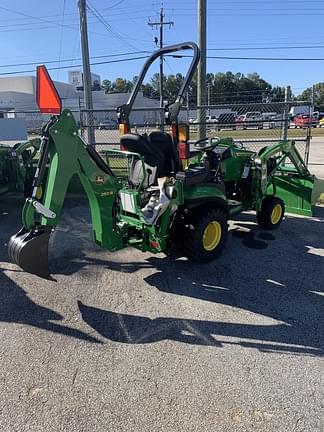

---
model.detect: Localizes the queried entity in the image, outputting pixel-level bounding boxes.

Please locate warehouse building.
[0,75,160,131]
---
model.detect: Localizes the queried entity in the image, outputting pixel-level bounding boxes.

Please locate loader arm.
[8,110,123,278]
[255,140,323,216]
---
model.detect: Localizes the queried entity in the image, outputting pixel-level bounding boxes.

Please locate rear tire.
[256,196,285,230]
[181,208,228,263]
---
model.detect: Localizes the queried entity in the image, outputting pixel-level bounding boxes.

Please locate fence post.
[305,100,313,165]
[281,86,291,141]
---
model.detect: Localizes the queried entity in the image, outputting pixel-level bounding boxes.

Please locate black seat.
[149,131,179,175]
[120,133,165,187]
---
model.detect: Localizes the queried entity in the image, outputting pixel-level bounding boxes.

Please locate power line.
[5,43,324,70]
[87,1,139,51]
[207,55,324,61]
[3,51,324,77]
[0,51,150,69]
[0,55,150,76]
[208,45,324,51]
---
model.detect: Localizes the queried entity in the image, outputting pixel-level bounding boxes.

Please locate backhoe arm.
[9,110,123,278]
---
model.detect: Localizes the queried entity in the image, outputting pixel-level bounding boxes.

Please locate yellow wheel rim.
[271,203,282,225]
[202,221,222,251]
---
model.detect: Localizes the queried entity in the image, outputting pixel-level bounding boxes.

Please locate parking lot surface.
[0,194,323,432]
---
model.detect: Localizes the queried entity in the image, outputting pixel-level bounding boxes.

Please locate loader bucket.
[311,177,324,205]
[8,227,51,278]
[270,175,324,217]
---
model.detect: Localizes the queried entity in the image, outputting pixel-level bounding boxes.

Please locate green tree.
[102,79,112,94]
[101,71,284,104]
[111,77,133,93]
[297,83,324,110]
[164,73,184,101]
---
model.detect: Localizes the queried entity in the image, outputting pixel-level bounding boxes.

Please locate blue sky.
[0,0,323,95]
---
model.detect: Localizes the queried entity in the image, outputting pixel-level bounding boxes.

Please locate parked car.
[203,115,217,130]
[319,117,324,128]
[293,114,318,129]
[216,113,236,130]
[206,115,218,123]
[235,114,246,129]
[235,112,263,130]
[267,114,284,129]
[98,119,117,130]
[288,117,296,129]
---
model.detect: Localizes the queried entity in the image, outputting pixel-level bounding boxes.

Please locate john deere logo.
[95,175,105,185]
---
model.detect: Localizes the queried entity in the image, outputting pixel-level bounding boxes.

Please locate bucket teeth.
[8,227,51,279]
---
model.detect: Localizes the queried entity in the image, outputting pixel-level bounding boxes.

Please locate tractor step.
[8,227,51,278]
[228,201,244,217]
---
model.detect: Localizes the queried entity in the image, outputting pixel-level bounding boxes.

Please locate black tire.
[256,196,285,230]
[181,207,228,263]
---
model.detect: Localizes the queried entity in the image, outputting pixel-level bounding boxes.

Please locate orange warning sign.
[36,65,62,114]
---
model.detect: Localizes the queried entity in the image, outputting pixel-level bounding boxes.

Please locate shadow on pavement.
[0,270,100,343]
[77,208,324,356]
[78,301,321,356]
[0,195,100,343]
[2,194,324,352]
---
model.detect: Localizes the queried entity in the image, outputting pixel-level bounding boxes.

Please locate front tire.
[256,196,285,230]
[181,208,228,262]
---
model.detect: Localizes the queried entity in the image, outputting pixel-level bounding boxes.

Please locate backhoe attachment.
[8,107,123,278]
[8,227,51,278]
[8,67,123,277]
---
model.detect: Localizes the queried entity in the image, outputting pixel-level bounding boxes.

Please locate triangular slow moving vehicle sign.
[36,65,62,114]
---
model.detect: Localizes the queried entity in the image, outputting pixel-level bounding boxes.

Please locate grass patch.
[190,127,324,140]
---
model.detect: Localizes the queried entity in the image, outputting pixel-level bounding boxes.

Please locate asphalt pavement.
[0,193,323,432]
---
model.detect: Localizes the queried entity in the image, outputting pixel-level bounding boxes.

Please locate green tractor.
[8,42,324,278]
[0,139,40,197]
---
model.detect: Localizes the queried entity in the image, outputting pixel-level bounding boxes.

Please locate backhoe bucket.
[8,227,51,278]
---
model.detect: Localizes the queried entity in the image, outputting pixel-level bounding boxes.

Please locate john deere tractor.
[8,42,324,278]
[0,139,40,197]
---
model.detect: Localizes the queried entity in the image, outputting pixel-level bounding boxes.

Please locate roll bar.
[117,42,200,126]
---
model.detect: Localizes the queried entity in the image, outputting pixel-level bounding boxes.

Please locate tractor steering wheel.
[194,136,220,150]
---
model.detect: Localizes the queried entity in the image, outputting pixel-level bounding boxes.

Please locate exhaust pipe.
[8,227,51,278]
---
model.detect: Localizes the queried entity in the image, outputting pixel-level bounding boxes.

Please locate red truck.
[293,114,318,128]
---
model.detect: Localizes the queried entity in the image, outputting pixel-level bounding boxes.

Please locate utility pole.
[148,6,174,124]
[197,0,207,139]
[78,0,95,145]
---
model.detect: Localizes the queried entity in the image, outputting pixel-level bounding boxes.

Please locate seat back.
[149,131,179,175]
[120,133,164,187]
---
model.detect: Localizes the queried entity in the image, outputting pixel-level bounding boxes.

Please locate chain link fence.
[9,101,316,165]
[79,101,314,163]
